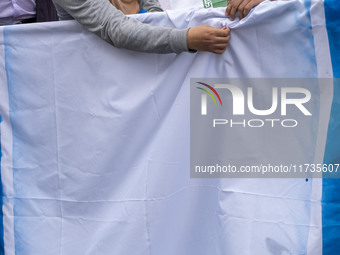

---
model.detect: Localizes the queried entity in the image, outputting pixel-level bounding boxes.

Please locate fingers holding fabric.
[226,0,266,20]
[187,25,231,54]
[225,0,243,21]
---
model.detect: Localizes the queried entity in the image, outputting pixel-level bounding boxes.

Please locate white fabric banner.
[0,1,336,254]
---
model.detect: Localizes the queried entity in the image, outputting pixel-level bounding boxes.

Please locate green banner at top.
[203,0,227,8]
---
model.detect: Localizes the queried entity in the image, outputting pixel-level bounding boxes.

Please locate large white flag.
[0,0,339,254]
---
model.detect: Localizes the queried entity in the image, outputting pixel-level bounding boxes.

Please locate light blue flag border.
[323,0,340,253]
[0,114,4,255]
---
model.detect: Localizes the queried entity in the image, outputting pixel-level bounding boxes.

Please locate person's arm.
[140,0,163,12]
[53,0,187,53]
[53,0,230,54]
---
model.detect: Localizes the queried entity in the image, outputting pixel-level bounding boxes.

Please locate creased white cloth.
[0,2,333,254]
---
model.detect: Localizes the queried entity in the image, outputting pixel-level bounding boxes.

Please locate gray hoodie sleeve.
[52,0,189,54]
[140,0,163,12]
